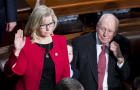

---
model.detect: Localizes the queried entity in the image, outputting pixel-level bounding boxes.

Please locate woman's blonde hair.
[24,5,57,42]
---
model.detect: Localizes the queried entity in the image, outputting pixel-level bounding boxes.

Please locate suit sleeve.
[4,48,27,77]
[6,0,17,22]
[115,34,131,81]
[4,50,27,77]
[119,60,130,81]
[4,50,18,77]
[4,37,29,77]
[71,38,80,79]
[11,49,27,76]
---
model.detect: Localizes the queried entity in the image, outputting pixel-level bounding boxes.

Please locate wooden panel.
[17,0,31,13]
[64,17,140,40]
[26,0,140,17]
[16,0,31,21]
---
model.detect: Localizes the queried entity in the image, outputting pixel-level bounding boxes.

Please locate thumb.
[8,25,15,32]
[23,37,26,44]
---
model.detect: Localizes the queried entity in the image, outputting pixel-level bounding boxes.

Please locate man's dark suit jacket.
[0,0,17,42]
[71,31,130,90]
[0,0,17,89]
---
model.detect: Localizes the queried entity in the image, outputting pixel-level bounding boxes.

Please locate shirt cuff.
[117,61,124,68]
[70,64,73,77]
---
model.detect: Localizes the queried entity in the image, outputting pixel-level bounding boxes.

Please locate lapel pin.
[55,52,58,56]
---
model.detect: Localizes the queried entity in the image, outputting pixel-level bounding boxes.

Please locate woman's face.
[38,16,55,37]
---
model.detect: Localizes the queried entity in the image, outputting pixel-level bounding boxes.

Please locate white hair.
[97,13,119,32]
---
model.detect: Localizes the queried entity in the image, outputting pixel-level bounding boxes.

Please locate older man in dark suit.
[0,0,17,45]
[72,13,130,90]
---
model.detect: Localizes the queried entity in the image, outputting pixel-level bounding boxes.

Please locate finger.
[18,29,22,35]
[111,41,119,46]
[15,32,18,40]
[6,23,9,31]
[17,30,21,38]
[110,41,115,46]
[23,37,26,41]
[16,29,22,38]
[20,30,23,38]
[15,29,20,38]
[18,29,24,39]
[8,26,14,32]
[23,37,26,44]
[110,44,117,52]
[8,22,17,32]
[110,46,115,52]
[110,43,115,50]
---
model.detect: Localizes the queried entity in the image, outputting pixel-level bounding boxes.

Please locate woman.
[4,5,70,90]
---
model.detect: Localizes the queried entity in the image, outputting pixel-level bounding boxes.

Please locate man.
[134,76,140,90]
[55,77,84,90]
[0,0,17,89]
[72,13,130,90]
[0,0,17,45]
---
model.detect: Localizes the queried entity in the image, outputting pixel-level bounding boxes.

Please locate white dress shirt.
[70,64,73,77]
[96,33,124,90]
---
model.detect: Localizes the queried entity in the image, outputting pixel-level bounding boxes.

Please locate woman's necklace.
[37,36,52,58]
[46,53,49,58]
[45,42,51,59]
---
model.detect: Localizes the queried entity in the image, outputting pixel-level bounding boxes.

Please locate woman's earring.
[50,32,54,36]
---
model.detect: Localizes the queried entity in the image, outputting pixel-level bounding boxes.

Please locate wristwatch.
[118,57,124,64]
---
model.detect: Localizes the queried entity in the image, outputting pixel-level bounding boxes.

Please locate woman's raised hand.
[14,29,26,56]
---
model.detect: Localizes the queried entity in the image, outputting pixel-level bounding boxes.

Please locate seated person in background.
[4,5,70,90]
[134,76,140,90]
[55,77,84,90]
[67,40,79,79]
[67,40,73,64]
[71,13,130,90]
[67,40,73,78]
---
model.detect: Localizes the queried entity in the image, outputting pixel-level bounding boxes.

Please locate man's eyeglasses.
[97,25,115,34]
[40,22,55,29]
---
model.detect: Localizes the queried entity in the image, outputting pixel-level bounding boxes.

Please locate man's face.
[67,45,73,63]
[96,16,117,44]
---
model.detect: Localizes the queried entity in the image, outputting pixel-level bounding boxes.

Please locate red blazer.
[4,35,70,90]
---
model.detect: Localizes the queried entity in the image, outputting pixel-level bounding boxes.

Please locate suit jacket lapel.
[107,51,115,88]
[88,32,98,83]
[108,53,111,87]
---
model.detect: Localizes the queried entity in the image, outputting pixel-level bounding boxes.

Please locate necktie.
[98,45,106,90]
